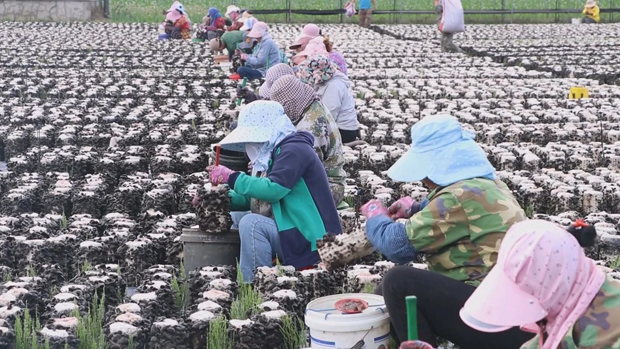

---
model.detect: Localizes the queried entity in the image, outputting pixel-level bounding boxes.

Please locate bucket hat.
[225,5,240,18]
[387,114,496,185]
[247,21,268,38]
[585,0,597,7]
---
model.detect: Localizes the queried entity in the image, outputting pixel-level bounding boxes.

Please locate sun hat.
[386,114,496,185]
[167,1,186,15]
[460,220,606,349]
[219,101,297,172]
[225,5,240,18]
[585,0,597,7]
[289,35,313,50]
[259,63,295,99]
[209,38,223,52]
[239,12,256,31]
[247,21,268,38]
[302,23,321,37]
[166,10,182,22]
[294,36,328,61]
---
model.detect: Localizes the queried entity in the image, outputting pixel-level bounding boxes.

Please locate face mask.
[245,143,263,162]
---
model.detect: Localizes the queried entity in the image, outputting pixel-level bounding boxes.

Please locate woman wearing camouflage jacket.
[361,114,532,348]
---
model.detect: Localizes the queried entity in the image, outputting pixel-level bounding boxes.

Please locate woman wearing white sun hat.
[460,219,620,349]
[207,101,342,282]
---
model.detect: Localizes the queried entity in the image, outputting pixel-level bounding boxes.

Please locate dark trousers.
[339,129,360,143]
[375,266,533,348]
[237,67,263,80]
[583,17,597,23]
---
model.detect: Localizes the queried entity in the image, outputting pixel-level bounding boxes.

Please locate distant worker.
[209,31,247,61]
[435,0,465,53]
[235,22,282,81]
[289,24,348,75]
[583,0,600,23]
[358,0,376,27]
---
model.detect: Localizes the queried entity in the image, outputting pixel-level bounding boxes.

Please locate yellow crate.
[569,86,589,99]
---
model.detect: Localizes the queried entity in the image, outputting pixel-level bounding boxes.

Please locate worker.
[238,10,257,31]
[297,55,359,143]
[210,101,342,282]
[583,0,600,23]
[361,114,531,348]
[236,22,281,81]
[236,63,294,103]
[209,30,247,61]
[459,220,620,349]
[435,0,465,53]
[270,75,346,206]
[358,0,376,27]
[225,5,244,30]
[165,8,191,40]
[289,26,348,75]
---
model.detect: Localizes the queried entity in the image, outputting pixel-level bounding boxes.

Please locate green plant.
[60,212,68,229]
[343,196,355,208]
[15,309,43,349]
[610,256,620,270]
[81,260,92,274]
[275,256,284,277]
[73,290,106,349]
[3,272,13,282]
[128,335,134,349]
[172,262,190,314]
[230,261,262,320]
[207,316,233,349]
[280,315,307,349]
[27,265,37,278]
[524,203,534,218]
[361,282,376,294]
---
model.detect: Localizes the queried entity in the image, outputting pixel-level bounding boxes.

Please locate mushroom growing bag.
[439,0,465,33]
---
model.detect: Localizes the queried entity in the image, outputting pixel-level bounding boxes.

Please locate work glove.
[400,340,434,349]
[388,197,429,219]
[360,199,388,219]
[209,165,234,185]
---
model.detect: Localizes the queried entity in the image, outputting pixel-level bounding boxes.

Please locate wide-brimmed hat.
[166,10,182,22]
[289,35,313,50]
[225,5,240,18]
[387,114,496,185]
[247,21,268,38]
[238,12,256,31]
[293,36,328,60]
[585,0,597,7]
[209,38,224,52]
[460,220,606,349]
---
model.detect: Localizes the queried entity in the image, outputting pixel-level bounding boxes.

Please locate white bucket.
[572,18,583,24]
[305,293,390,349]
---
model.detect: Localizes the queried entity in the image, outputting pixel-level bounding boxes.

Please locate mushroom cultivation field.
[1,21,620,348]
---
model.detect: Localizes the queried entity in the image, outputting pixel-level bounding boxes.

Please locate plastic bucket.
[305,293,390,349]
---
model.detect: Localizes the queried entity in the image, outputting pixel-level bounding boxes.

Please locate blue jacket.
[228,132,342,268]
[244,34,281,76]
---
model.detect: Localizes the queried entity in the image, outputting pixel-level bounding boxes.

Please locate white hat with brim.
[218,123,271,152]
[225,5,240,18]
[585,0,597,7]
[387,114,496,185]
[459,263,548,333]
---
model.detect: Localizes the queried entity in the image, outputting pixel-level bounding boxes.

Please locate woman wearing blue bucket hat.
[360,114,532,348]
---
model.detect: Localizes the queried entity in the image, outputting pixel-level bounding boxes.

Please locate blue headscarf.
[208,7,222,26]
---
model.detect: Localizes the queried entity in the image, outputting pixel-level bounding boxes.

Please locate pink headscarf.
[461,220,605,349]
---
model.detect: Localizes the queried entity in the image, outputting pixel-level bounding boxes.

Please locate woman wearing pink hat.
[236,22,282,81]
[289,25,348,75]
[162,3,191,40]
[458,219,620,349]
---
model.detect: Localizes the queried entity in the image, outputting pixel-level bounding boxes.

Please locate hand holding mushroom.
[400,340,434,349]
[209,165,234,185]
[388,197,429,219]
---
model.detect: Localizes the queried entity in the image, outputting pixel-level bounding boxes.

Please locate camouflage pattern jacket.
[295,100,346,205]
[520,276,620,349]
[406,178,526,286]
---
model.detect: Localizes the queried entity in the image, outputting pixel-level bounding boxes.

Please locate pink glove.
[400,340,434,349]
[360,199,388,219]
[240,53,248,60]
[388,197,415,219]
[209,165,233,185]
